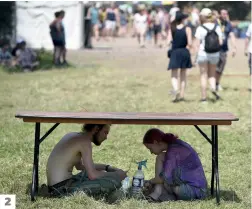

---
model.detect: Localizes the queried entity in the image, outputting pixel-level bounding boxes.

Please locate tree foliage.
[177,1,251,20]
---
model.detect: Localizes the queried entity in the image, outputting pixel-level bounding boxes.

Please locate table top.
[15,111,239,125]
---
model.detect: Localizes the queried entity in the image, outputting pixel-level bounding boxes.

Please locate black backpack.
[202,24,220,53]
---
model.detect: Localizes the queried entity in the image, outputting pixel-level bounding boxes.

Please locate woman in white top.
[194,8,223,102]
[134,5,148,48]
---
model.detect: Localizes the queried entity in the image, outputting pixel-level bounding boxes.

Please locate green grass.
[0,45,251,209]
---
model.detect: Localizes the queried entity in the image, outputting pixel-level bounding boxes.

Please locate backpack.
[202,24,220,53]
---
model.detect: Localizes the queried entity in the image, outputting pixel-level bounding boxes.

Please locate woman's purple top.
[161,139,207,190]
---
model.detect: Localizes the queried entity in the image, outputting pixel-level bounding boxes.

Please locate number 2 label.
[5,197,11,206]
[0,195,16,209]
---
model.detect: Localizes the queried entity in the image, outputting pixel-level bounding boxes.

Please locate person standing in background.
[88,3,100,42]
[84,4,93,49]
[58,10,68,65]
[194,8,223,102]
[133,5,148,48]
[50,11,63,65]
[153,7,164,48]
[146,9,154,42]
[215,9,237,91]
[169,6,180,23]
[245,23,252,91]
[167,11,192,102]
[105,3,118,41]
[212,10,220,23]
[118,9,128,37]
[190,7,200,37]
[98,6,107,39]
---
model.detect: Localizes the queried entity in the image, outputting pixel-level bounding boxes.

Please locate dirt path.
[67,37,249,76]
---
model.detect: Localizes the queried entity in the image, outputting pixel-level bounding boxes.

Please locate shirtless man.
[153,7,164,47]
[46,124,127,198]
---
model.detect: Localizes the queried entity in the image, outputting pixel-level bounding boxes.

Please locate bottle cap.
[137,160,147,170]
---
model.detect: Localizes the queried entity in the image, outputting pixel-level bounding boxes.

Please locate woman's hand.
[144,179,153,189]
[143,179,154,196]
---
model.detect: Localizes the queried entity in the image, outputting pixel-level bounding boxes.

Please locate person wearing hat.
[167,10,192,102]
[194,8,223,102]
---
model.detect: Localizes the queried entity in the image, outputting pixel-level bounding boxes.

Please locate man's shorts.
[249,53,252,75]
[105,20,116,31]
[48,171,121,198]
[53,40,65,47]
[216,51,227,74]
[153,24,162,35]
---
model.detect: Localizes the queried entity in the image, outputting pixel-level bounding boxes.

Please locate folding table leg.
[214,125,220,204]
[211,125,215,196]
[31,123,40,201]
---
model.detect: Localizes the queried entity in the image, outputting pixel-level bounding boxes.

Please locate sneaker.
[216,84,223,91]
[200,98,207,103]
[172,98,180,103]
[172,92,180,103]
[169,90,176,95]
[211,90,221,100]
[218,84,223,91]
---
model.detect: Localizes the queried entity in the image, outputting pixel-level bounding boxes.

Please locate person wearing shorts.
[50,11,63,65]
[215,9,236,91]
[105,4,118,40]
[88,3,100,41]
[194,8,223,102]
[153,7,164,47]
[245,23,252,90]
[134,5,148,48]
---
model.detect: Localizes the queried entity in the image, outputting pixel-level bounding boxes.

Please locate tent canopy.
[16,1,84,50]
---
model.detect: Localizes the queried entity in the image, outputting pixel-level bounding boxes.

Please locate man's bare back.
[46,132,86,186]
[46,124,127,188]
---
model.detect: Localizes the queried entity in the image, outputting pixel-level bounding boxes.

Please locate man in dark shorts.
[50,11,62,65]
[153,7,163,47]
[50,10,67,65]
[46,124,127,199]
[216,9,236,91]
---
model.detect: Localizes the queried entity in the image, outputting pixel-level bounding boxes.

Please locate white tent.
[16,1,84,50]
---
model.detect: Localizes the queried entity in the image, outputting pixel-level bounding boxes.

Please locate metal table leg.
[30,123,60,201]
[31,123,40,201]
[214,125,220,204]
[211,125,215,196]
[195,125,220,204]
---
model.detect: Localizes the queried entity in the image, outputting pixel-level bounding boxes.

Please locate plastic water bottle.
[131,160,147,198]
[121,176,130,193]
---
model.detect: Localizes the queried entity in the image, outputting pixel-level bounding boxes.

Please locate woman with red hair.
[143,128,207,202]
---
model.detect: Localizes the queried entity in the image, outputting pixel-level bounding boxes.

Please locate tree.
[177,1,251,20]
